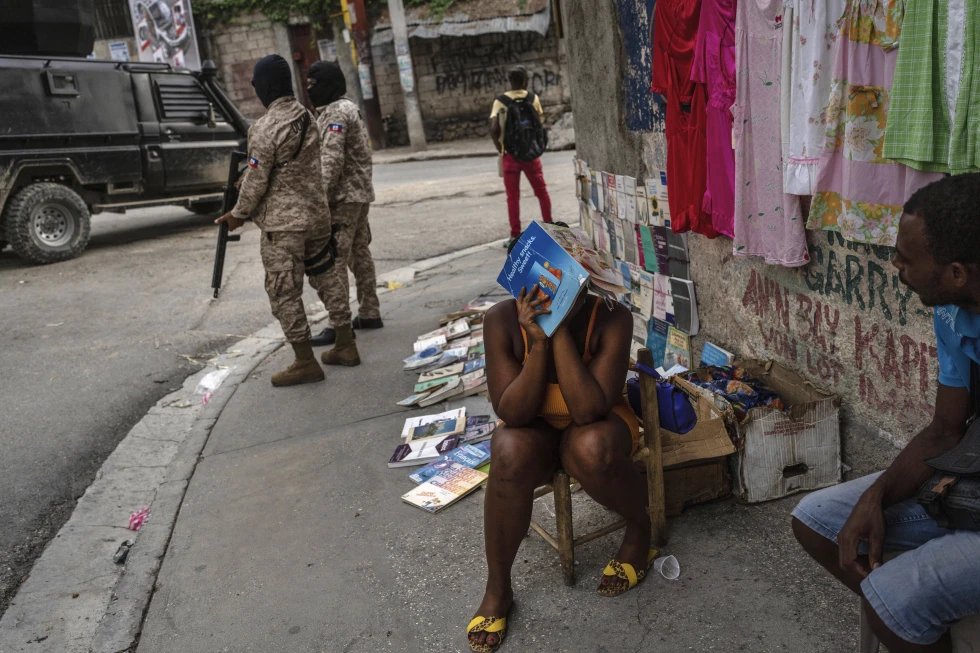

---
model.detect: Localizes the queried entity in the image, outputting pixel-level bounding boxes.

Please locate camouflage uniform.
[232,96,336,343]
[315,97,380,328]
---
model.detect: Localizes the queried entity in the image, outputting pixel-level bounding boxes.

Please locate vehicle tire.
[4,183,91,264]
[188,200,223,215]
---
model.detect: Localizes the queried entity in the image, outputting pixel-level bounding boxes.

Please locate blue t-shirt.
[933,305,980,388]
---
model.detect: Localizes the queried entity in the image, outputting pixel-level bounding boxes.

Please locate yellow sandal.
[596,548,659,597]
[466,614,508,653]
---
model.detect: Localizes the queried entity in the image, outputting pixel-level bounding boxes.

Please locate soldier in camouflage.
[216,55,336,387]
[306,61,382,367]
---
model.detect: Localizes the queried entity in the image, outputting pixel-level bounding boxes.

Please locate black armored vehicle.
[0,56,250,263]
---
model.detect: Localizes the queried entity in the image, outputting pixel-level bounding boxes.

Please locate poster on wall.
[108,41,130,61]
[129,0,201,70]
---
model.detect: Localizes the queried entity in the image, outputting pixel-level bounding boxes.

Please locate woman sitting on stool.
[467,271,651,653]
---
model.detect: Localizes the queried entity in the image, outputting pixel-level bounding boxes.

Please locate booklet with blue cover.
[497,222,626,337]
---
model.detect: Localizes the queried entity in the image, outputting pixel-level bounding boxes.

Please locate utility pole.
[386,0,427,150]
[347,0,387,149]
[331,15,364,111]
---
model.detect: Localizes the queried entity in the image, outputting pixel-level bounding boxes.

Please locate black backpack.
[497,92,548,161]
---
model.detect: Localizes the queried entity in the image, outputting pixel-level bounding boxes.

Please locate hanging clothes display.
[691,0,737,238]
[883,0,979,175]
[652,0,721,238]
[732,0,809,267]
[783,0,848,194]
[807,0,943,246]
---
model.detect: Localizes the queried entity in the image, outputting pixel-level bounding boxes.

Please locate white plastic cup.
[653,555,680,580]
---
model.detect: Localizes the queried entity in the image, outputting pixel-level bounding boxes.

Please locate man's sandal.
[466,614,508,653]
[596,548,660,597]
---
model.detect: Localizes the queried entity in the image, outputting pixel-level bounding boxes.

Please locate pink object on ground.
[128,507,149,531]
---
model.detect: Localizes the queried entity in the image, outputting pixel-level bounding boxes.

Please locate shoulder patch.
[248,155,259,168]
[327,123,344,133]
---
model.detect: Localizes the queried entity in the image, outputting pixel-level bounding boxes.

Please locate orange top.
[521,300,601,430]
[518,299,641,451]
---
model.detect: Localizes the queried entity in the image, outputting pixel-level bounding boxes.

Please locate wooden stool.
[528,348,667,585]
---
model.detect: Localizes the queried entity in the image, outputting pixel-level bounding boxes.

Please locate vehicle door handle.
[147,149,161,161]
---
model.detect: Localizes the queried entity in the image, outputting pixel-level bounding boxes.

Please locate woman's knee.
[490,427,549,485]
[561,423,623,479]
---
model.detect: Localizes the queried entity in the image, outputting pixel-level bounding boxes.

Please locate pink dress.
[733,0,809,267]
[806,0,943,245]
[692,0,737,238]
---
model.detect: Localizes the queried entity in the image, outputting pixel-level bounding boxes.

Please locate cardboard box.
[663,459,731,517]
[659,376,737,468]
[731,360,842,503]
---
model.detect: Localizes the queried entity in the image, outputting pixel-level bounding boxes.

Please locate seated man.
[467,244,649,653]
[793,174,980,653]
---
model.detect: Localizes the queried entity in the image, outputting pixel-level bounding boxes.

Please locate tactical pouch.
[917,361,980,531]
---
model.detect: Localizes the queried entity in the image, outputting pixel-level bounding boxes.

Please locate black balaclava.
[252,54,294,108]
[307,60,347,108]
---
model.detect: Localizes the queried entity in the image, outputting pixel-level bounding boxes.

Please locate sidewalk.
[136,247,861,653]
[373,138,496,166]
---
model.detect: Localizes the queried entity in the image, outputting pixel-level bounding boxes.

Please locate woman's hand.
[516,285,551,345]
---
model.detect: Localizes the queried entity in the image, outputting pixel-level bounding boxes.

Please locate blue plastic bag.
[627,362,698,435]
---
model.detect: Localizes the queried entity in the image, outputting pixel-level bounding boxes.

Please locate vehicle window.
[154,76,226,122]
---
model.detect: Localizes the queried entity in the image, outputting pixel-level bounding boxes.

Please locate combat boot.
[272,341,326,386]
[321,323,361,367]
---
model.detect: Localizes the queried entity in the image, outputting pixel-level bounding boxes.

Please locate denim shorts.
[792,472,980,645]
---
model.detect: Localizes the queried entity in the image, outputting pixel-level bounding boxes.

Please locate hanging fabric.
[806,0,943,246]
[652,0,721,239]
[883,0,980,175]
[783,0,849,195]
[691,0,737,238]
[732,0,809,267]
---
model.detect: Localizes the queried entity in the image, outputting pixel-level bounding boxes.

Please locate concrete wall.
[562,0,936,447]
[207,13,279,119]
[371,25,571,145]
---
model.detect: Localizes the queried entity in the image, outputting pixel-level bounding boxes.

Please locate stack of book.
[398,299,495,408]
[388,408,502,513]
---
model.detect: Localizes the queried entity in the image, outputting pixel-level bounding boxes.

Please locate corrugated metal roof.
[372,0,551,44]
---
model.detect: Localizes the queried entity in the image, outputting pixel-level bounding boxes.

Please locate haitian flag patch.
[327,123,344,133]
[248,156,259,168]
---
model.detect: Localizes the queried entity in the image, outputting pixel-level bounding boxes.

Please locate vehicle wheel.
[188,200,223,215]
[4,183,91,264]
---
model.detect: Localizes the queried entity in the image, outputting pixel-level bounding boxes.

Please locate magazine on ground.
[400,408,466,437]
[408,442,491,484]
[496,222,627,336]
[405,411,467,443]
[401,463,489,512]
[388,435,460,468]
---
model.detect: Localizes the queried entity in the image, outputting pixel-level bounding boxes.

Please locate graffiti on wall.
[739,231,939,424]
[427,30,563,99]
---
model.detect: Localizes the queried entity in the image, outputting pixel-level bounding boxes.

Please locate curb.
[0,235,507,653]
[372,150,497,166]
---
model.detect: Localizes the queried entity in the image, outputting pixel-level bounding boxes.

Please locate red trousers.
[502,153,552,237]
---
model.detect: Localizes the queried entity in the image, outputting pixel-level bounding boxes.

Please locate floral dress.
[733,0,809,267]
[807,0,943,246]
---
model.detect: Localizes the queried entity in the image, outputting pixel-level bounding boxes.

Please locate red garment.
[502,154,552,238]
[652,0,718,238]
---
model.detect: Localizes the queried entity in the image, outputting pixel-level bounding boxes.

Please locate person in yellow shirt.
[489,66,552,248]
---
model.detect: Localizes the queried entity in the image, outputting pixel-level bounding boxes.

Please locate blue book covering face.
[496,222,589,337]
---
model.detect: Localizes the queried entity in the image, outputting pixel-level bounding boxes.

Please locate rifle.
[211,150,246,299]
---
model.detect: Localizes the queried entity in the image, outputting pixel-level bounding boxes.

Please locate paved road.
[0,151,574,614]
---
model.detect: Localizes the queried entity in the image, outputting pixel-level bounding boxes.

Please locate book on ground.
[397,391,431,407]
[417,376,463,407]
[405,413,467,443]
[699,342,735,367]
[388,435,460,468]
[401,463,489,512]
[418,362,464,384]
[408,442,491,484]
[414,375,457,394]
[462,358,486,374]
[401,408,466,437]
[414,334,447,352]
[403,346,443,370]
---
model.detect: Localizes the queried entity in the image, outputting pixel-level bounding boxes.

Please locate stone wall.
[207,13,280,119]
[371,24,571,145]
[562,0,936,449]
